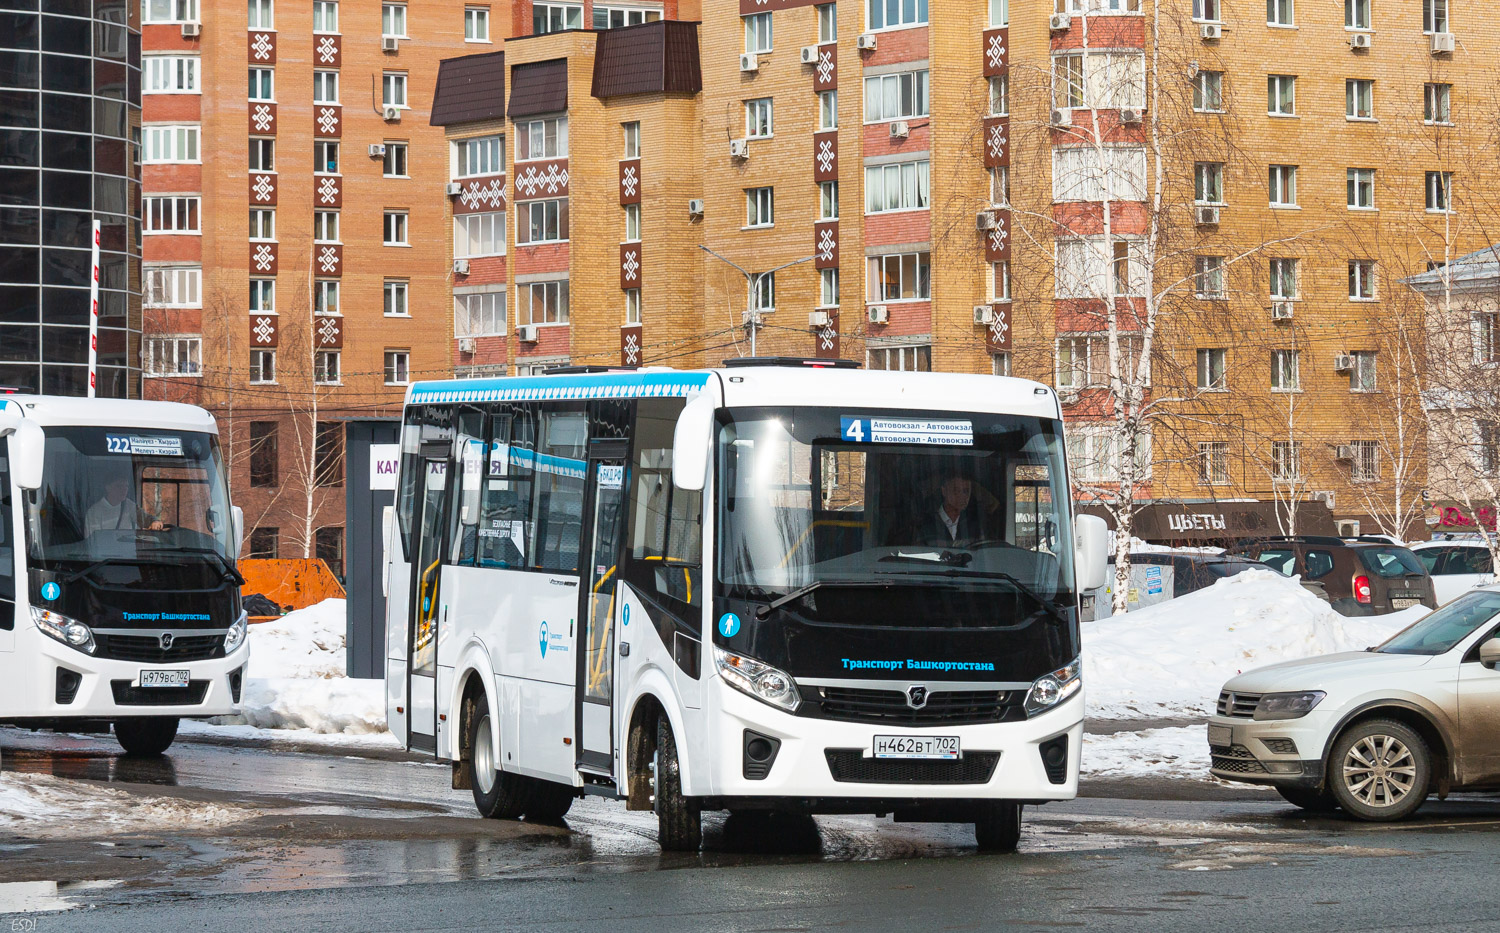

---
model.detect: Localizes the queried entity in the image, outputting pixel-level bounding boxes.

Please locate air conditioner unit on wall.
[889,121,910,139]
[1334,354,1355,371]
[1049,13,1071,31]
[452,259,470,275]
[867,305,888,324]
[1200,23,1222,40]
[382,36,399,52]
[973,305,996,325]
[1335,445,1355,460]
[1120,108,1143,124]
[975,212,997,231]
[728,138,749,159]
[800,45,820,64]
[1271,300,1294,320]
[382,106,401,122]
[856,33,877,50]
[739,53,759,73]
[1349,32,1371,50]
[181,21,201,37]
[687,198,705,215]
[808,310,831,328]
[370,143,388,158]
[1337,519,1361,537]
[1431,32,1455,54]
[1313,490,1337,509]
[446,181,462,195]
[1049,108,1071,127]
[458,337,476,353]
[518,324,539,343]
[1196,205,1220,225]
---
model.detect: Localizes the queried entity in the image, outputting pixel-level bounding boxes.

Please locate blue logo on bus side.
[41,582,60,601]
[718,612,740,638]
[539,620,549,658]
[622,604,630,628]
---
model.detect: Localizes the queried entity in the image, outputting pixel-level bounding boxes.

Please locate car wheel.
[1275,784,1339,813]
[469,709,531,820]
[1327,718,1431,822]
[653,716,702,852]
[974,800,1022,852]
[114,716,179,756]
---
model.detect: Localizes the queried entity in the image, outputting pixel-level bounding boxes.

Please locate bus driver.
[84,476,166,535]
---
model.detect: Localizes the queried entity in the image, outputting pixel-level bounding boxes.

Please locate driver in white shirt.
[84,477,165,535]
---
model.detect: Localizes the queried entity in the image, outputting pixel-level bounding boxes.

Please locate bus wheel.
[524,780,576,822]
[469,710,529,820]
[654,717,701,851]
[974,800,1022,853]
[114,717,179,757]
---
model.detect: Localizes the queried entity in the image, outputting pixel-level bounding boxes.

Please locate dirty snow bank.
[1083,569,1424,721]
[197,599,394,746]
[0,772,251,838]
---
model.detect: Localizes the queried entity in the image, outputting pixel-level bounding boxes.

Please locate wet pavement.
[3,725,1500,929]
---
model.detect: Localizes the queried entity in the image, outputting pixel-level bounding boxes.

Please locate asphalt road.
[4,727,1499,932]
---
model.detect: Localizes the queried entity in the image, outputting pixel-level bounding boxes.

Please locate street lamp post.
[699,245,816,357]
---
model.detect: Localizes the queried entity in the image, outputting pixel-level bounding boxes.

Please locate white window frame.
[1197,348,1227,391]
[820,181,839,220]
[1266,0,1293,26]
[624,287,642,324]
[314,279,340,316]
[593,5,664,29]
[315,350,342,386]
[143,196,201,234]
[142,0,199,24]
[454,288,507,337]
[313,140,339,174]
[313,70,340,104]
[1268,164,1298,208]
[522,280,571,325]
[745,186,775,228]
[1348,260,1377,300]
[864,159,930,213]
[383,141,408,178]
[518,199,567,245]
[1344,0,1370,29]
[143,124,201,163]
[384,211,409,246]
[863,70,930,123]
[623,203,641,242]
[1193,71,1224,112]
[1425,83,1452,124]
[521,117,568,161]
[454,211,506,258]
[622,122,640,159]
[1351,440,1380,482]
[1347,168,1376,210]
[865,252,931,303]
[249,277,275,313]
[248,136,275,172]
[1269,257,1299,299]
[249,348,277,385]
[749,274,776,313]
[384,351,411,386]
[819,90,839,130]
[249,208,276,241]
[1064,423,1153,483]
[1271,348,1300,391]
[1198,441,1230,485]
[1192,0,1220,22]
[1052,146,1148,202]
[1268,74,1296,116]
[1350,350,1377,392]
[382,72,409,109]
[1426,171,1454,213]
[818,3,838,41]
[990,260,1011,303]
[1194,161,1224,205]
[144,55,200,94]
[248,0,273,29]
[313,210,340,243]
[144,335,203,378]
[990,166,1010,207]
[745,98,773,138]
[867,345,934,372]
[464,6,491,41]
[819,268,840,308]
[866,0,928,31]
[1346,79,1374,120]
[312,0,339,33]
[533,2,584,33]
[1195,255,1227,299]
[456,135,504,177]
[988,0,1008,26]
[1422,0,1447,34]
[382,2,408,37]
[988,74,1008,117]
[384,280,410,318]
[744,12,772,53]
[249,67,275,102]
[143,265,202,308]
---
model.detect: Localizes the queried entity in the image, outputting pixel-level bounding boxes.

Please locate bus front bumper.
[701,684,1083,806]
[27,633,248,720]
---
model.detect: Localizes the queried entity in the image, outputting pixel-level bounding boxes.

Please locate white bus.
[0,396,247,755]
[385,361,1107,851]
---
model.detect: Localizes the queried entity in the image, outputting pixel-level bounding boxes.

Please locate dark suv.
[1227,536,1436,616]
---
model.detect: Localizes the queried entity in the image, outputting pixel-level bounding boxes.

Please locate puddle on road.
[0,880,122,914]
[1165,842,1418,871]
[2,748,180,786]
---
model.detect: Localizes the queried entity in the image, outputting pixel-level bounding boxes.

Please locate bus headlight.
[31,607,96,655]
[714,646,800,713]
[1024,658,1081,717]
[224,612,248,654]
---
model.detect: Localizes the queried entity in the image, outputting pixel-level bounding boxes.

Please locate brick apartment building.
[141,0,1500,558]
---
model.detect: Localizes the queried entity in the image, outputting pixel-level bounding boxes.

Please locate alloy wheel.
[1341,734,1417,808]
[473,713,496,796]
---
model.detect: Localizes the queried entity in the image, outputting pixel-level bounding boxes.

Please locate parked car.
[1207,587,1500,820]
[1128,552,1331,601]
[1227,536,1436,616]
[1410,539,1496,604]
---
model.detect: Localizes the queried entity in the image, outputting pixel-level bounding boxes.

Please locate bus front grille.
[824,749,1001,784]
[94,633,224,664]
[110,680,210,706]
[809,686,1023,726]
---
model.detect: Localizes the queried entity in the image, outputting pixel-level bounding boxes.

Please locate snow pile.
[1082,725,1219,782]
[1083,569,1423,720]
[207,599,389,740]
[0,772,251,838]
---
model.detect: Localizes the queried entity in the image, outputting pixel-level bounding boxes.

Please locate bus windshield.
[25,426,234,571]
[716,407,1075,618]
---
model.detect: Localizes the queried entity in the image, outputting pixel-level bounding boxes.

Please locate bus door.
[576,442,629,776]
[407,441,452,755]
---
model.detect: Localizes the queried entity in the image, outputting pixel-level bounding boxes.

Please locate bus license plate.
[873,735,960,760]
[140,670,190,688]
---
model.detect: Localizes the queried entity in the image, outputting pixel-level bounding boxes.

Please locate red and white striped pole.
[88,220,100,397]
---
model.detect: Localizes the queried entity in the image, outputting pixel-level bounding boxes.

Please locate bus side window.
[0,439,13,630]
[626,399,701,607]
[477,410,529,568]
[451,408,486,566]
[530,407,588,573]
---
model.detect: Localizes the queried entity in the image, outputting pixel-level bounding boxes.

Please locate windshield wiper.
[132,546,246,586]
[876,567,1071,627]
[60,557,140,585]
[755,580,880,619]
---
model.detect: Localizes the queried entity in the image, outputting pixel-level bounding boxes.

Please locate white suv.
[1208,588,1500,820]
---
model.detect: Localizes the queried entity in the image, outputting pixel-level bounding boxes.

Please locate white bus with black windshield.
[385,360,1108,851]
[0,396,247,755]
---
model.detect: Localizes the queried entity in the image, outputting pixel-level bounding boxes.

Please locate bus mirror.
[230,506,245,560]
[1074,514,1110,592]
[671,395,716,492]
[9,420,44,491]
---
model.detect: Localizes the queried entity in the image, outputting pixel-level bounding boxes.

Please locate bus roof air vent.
[721,357,861,370]
[542,365,639,375]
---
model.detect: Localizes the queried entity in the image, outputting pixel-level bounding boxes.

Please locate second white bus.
[385,361,1107,851]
